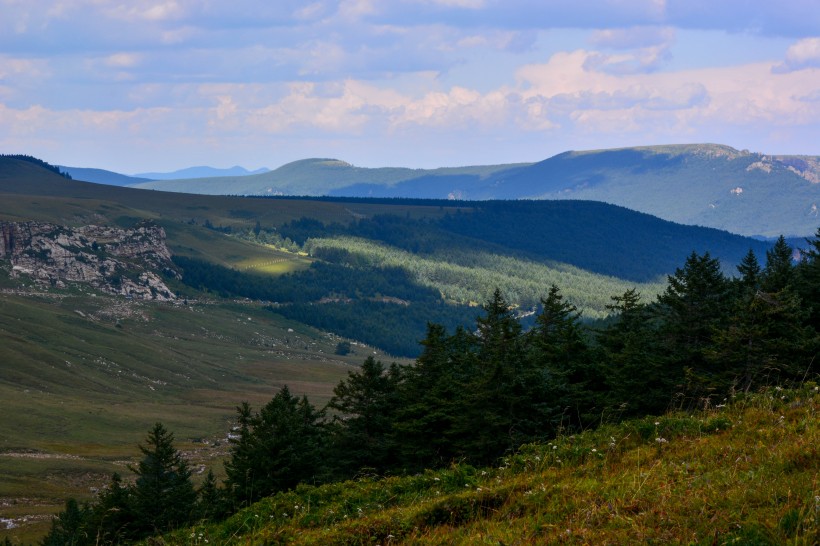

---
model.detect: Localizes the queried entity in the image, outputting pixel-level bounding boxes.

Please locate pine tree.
[41,498,91,546]
[196,469,227,521]
[225,387,326,506]
[599,289,668,417]
[761,235,794,292]
[326,356,402,476]
[130,423,196,536]
[393,323,474,469]
[795,227,820,331]
[657,251,731,403]
[89,472,134,543]
[223,401,255,508]
[526,284,596,432]
[735,248,762,295]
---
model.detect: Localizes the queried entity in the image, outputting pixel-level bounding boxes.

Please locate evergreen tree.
[89,472,134,544]
[224,387,326,506]
[598,289,668,417]
[710,287,817,390]
[656,251,731,403]
[393,323,475,469]
[130,423,197,536]
[223,402,256,509]
[196,470,228,521]
[527,284,596,432]
[735,248,762,295]
[326,356,402,476]
[795,227,820,331]
[462,290,529,463]
[761,235,794,292]
[41,498,91,546]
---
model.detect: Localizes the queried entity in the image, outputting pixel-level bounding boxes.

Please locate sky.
[0,0,818,174]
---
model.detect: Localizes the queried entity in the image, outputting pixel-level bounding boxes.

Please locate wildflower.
[553,445,558,450]
[654,421,660,426]
[591,448,597,453]
[655,437,668,444]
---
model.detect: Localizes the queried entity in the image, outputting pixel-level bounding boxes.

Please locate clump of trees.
[41,424,210,545]
[45,232,819,544]
[1,154,72,179]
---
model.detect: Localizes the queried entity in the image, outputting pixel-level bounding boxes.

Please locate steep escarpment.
[0,221,176,300]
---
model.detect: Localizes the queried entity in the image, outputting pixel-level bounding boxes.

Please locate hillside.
[0,285,371,542]
[501,144,820,238]
[128,144,820,238]
[154,385,819,545]
[58,166,151,187]
[130,159,530,197]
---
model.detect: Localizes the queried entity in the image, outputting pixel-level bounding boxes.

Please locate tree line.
[43,232,820,544]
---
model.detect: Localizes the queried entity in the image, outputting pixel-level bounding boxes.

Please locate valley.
[0,154,816,544]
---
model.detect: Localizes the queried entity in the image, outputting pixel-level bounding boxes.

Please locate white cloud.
[773,37,820,73]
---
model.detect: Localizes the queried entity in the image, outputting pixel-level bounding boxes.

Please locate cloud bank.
[0,0,817,171]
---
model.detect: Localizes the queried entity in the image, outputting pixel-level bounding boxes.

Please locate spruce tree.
[527,284,596,432]
[599,289,668,417]
[795,227,820,331]
[225,387,325,506]
[90,472,134,543]
[393,323,474,469]
[326,356,402,476]
[41,498,91,546]
[761,235,794,292]
[657,251,731,403]
[130,423,196,536]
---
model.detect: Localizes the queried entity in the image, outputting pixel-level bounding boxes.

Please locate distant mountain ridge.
[134,165,270,179]
[130,144,819,237]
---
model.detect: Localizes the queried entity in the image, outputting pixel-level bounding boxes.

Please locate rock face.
[0,221,177,300]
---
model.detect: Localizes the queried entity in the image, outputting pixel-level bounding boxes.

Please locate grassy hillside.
[510,144,820,238]
[0,283,384,543]
[153,384,819,545]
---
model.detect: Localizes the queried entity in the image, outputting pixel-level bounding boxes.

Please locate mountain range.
[63,144,819,238]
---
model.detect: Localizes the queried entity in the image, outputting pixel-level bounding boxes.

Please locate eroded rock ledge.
[0,221,177,300]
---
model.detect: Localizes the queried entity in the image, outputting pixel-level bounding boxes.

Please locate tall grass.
[155,384,818,545]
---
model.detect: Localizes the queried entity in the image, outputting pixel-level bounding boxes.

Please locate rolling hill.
[129,144,820,238]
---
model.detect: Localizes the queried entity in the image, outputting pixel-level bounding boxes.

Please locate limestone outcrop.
[0,221,177,300]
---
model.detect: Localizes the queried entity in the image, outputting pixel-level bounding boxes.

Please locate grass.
[152,384,819,545]
[0,286,394,544]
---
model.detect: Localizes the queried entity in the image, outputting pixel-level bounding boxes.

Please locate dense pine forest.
[39,230,820,545]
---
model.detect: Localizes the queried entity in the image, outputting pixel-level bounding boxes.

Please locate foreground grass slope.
[157,385,818,545]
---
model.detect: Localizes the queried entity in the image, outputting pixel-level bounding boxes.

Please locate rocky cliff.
[0,221,177,300]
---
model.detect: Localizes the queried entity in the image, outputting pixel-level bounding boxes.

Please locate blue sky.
[0,0,818,173]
